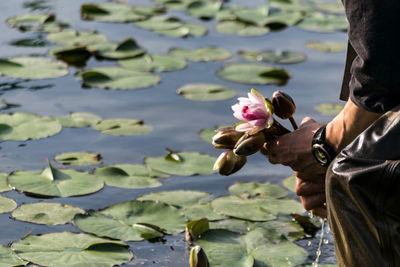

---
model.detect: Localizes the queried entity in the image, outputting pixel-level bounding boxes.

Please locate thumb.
[300,116,316,128]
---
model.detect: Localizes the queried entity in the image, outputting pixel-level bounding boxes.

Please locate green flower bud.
[213,150,247,176]
[212,127,244,149]
[272,90,296,119]
[233,132,265,156]
[190,246,209,267]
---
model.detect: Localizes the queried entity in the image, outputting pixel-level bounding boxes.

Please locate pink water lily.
[232,89,274,132]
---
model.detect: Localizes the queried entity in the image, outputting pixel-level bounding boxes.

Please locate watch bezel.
[311,125,336,167]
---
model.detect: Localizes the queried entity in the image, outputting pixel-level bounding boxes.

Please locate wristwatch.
[311,125,337,167]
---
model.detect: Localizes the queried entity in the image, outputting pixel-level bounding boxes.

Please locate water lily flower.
[232,88,274,132]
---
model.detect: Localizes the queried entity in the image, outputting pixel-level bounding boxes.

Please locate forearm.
[326,98,383,152]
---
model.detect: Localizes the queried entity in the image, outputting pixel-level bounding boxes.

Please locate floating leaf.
[12,202,84,225]
[168,47,231,62]
[81,3,148,22]
[138,190,211,207]
[238,50,306,64]
[55,152,102,166]
[9,162,104,197]
[177,83,236,101]
[217,64,290,85]
[228,181,288,199]
[80,67,161,90]
[306,41,347,52]
[47,30,108,46]
[56,112,102,128]
[297,12,348,32]
[216,21,269,36]
[50,46,92,67]
[145,152,216,176]
[75,200,186,241]
[233,6,270,26]
[0,112,62,141]
[183,202,226,221]
[0,57,68,80]
[94,164,167,189]
[315,103,344,116]
[0,196,17,213]
[0,172,12,192]
[315,1,345,15]
[6,13,67,32]
[93,118,152,135]
[90,38,146,60]
[119,54,187,72]
[12,232,132,266]
[0,245,27,266]
[187,1,222,19]
[186,218,209,242]
[10,36,50,47]
[282,175,296,192]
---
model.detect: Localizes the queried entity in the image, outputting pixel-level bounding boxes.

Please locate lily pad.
[94,164,168,189]
[138,190,211,207]
[0,172,12,192]
[228,181,288,199]
[186,1,221,19]
[168,47,231,62]
[74,200,186,241]
[315,103,344,116]
[0,57,68,80]
[0,196,17,213]
[8,162,104,197]
[216,21,269,36]
[0,245,27,266]
[145,152,216,176]
[12,202,84,225]
[262,9,304,28]
[233,6,270,26]
[79,67,161,90]
[183,202,226,221]
[217,63,290,85]
[238,50,306,64]
[297,12,348,32]
[90,38,146,60]
[306,41,347,52]
[55,152,102,166]
[282,175,296,192]
[81,3,149,22]
[119,54,187,72]
[12,232,132,266]
[47,30,108,46]
[50,46,92,67]
[6,13,67,32]
[56,112,102,128]
[0,112,62,141]
[177,83,236,101]
[93,118,152,135]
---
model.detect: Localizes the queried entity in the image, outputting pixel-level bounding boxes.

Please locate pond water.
[0,0,346,266]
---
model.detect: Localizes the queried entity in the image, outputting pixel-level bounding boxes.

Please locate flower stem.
[289,116,298,130]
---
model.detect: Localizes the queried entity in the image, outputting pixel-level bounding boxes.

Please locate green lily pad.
[187,1,222,19]
[315,1,345,15]
[79,67,161,90]
[0,196,17,213]
[297,12,348,32]
[8,162,104,197]
[75,200,186,241]
[50,46,92,67]
[263,9,304,28]
[306,41,347,52]
[56,112,102,128]
[238,50,306,64]
[183,202,226,221]
[145,152,216,176]
[217,63,290,85]
[92,118,152,135]
[12,202,84,225]
[233,6,270,26]
[10,36,50,47]
[6,13,67,32]
[90,38,146,60]
[0,245,27,266]
[119,54,187,72]
[282,175,296,192]
[138,190,211,207]
[47,30,108,46]
[177,83,236,101]
[315,103,344,116]
[0,172,12,192]
[81,3,149,22]
[216,21,269,36]
[0,112,62,141]
[12,232,132,266]
[168,47,231,62]
[94,164,168,189]
[55,152,102,166]
[228,181,288,199]
[0,57,68,80]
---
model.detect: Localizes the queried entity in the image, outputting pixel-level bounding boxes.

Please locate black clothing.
[340,0,400,113]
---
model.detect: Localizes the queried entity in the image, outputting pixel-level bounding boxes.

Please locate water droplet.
[323,238,329,244]
[307,241,312,246]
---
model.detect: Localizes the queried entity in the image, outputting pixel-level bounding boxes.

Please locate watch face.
[312,144,330,166]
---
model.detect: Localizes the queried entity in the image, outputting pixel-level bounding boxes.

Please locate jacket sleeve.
[340,0,400,113]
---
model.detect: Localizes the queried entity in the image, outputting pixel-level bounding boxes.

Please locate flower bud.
[213,150,247,176]
[233,132,265,156]
[272,90,296,119]
[190,246,209,267]
[212,127,244,149]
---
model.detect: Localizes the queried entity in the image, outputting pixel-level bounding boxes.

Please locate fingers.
[311,207,327,218]
[295,179,324,196]
[299,193,326,211]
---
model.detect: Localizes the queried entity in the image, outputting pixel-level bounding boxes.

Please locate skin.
[264,98,382,218]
